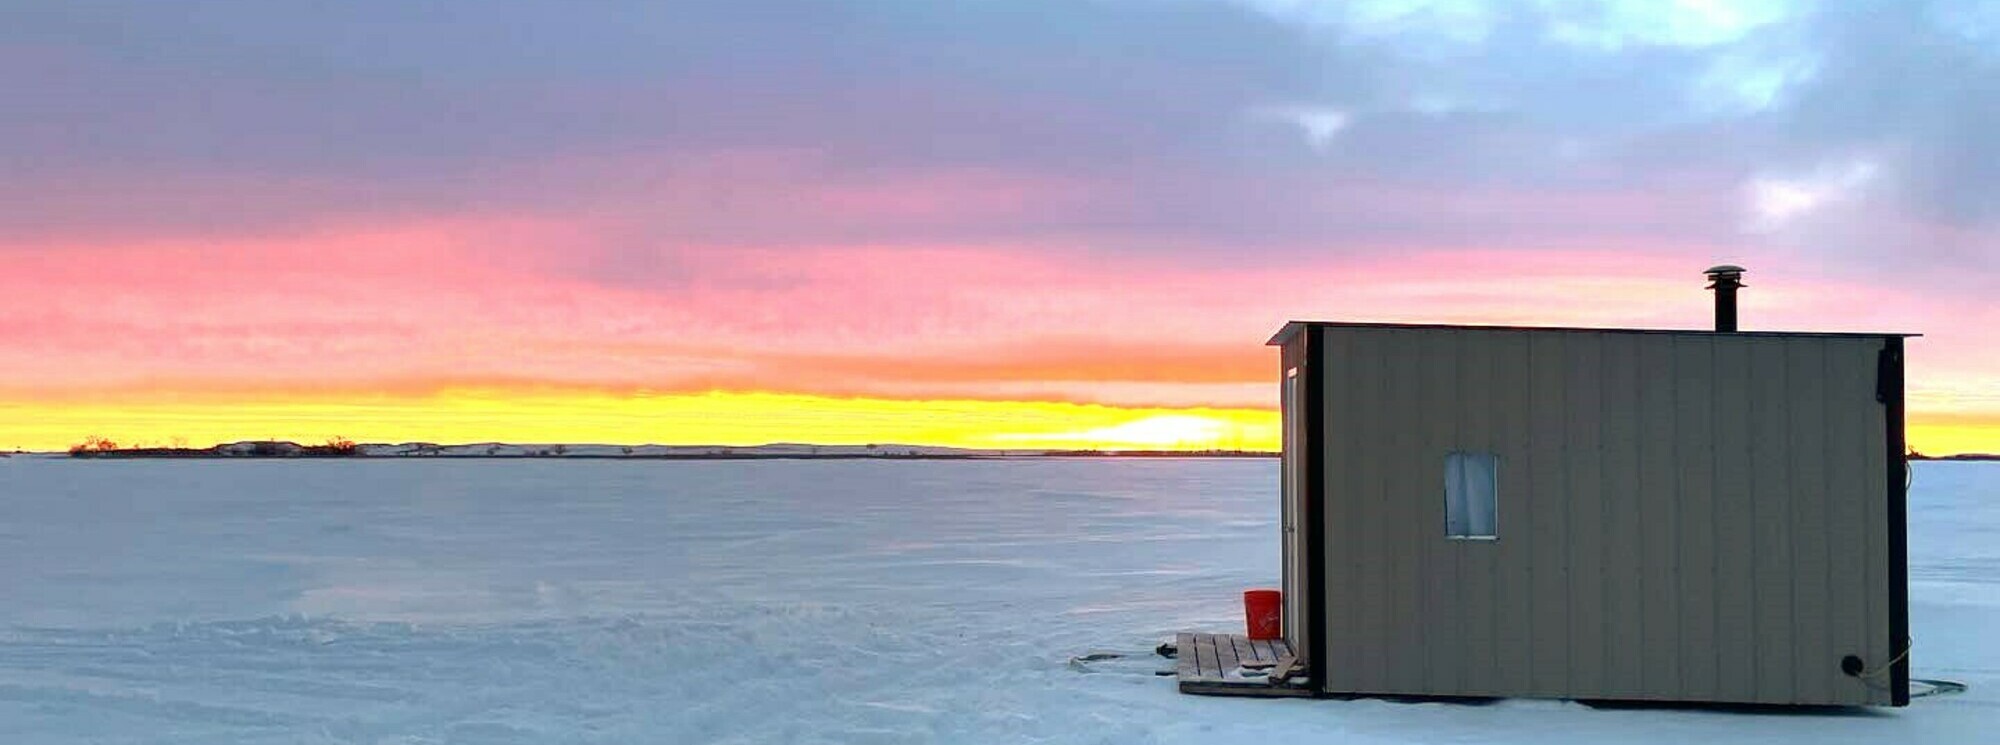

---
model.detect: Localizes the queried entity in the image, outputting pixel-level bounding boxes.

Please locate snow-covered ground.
[344,442,1008,458]
[0,458,1993,743]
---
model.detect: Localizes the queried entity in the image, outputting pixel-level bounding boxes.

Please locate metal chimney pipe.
[1705,265,1746,332]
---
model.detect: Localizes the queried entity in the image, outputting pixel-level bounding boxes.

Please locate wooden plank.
[1195,634,1222,682]
[1179,679,1318,698]
[1215,632,1242,676]
[1176,633,1195,682]
[1271,654,1300,681]
[1177,634,1319,698]
[1175,634,1302,697]
[1233,635,1262,664]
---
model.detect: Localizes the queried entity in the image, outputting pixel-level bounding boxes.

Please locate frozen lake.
[0,458,1994,743]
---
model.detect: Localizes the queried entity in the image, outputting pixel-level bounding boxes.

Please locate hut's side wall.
[1315,327,1897,705]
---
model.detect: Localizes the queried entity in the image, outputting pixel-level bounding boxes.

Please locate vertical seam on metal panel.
[1666,339,1681,699]
[1304,329,1322,691]
[1600,333,1614,697]
[1421,336,1433,693]
[1819,340,1836,702]
[1305,326,1328,695]
[1380,331,1395,693]
[1565,334,1581,695]
[1634,336,1648,697]
[1451,330,1467,694]
[1747,343,1760,699]
[1656,338,1672,696]
[1524,334,1538,691]
[1857,340,1880,703]
[1781,341,1795,702]
[1416,338,1429,695]
[1867,341,1882,702]
[1491,333,1502,686]
[1440,332,1456,692]
[1281,348,1290,649]
[1780,341,1798,701]
[1341,331,1360,688]
[1710,339,1723,698]
[1557,334,1572,695]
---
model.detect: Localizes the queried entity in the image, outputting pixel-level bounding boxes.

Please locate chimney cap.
[1705,264,1746,276]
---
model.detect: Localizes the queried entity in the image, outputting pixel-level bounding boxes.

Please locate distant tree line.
[68,436,364,458]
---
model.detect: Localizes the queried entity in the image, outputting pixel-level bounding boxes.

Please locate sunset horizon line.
[31,404,2000,456]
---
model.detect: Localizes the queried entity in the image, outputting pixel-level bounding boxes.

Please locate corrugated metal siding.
[1419,331,1464,693]
[1280,335,1312,665]
[1313,327,1893,705]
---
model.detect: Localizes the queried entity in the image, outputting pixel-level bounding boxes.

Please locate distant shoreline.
[60,452,1281,461]
[40,440,1996,462]
[65,453,1281,460]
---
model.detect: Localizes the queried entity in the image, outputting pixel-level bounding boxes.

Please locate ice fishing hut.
[1249,266,1915,706]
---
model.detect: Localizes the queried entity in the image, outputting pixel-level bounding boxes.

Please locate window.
[1445,452,1498,539]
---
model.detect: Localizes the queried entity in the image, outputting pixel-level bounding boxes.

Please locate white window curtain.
[1445,452,1498,538]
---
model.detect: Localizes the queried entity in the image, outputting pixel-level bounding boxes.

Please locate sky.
[3,0,1995,453]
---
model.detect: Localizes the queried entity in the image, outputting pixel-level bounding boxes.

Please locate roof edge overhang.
[1268,320,1918,345]
[1266,321,1309,346]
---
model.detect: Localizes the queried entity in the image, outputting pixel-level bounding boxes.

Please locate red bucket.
[1243,588,1281,640]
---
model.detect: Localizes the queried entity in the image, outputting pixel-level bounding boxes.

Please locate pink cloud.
[0,160,1987,430]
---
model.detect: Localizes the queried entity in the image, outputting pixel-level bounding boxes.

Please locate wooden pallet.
[1175,632,1316,698]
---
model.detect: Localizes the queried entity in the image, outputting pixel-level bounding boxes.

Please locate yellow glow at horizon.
[0,390,1283,453]
[1907,418,2000,459]
[1,389,1991,455]
[995,414,1236,449]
